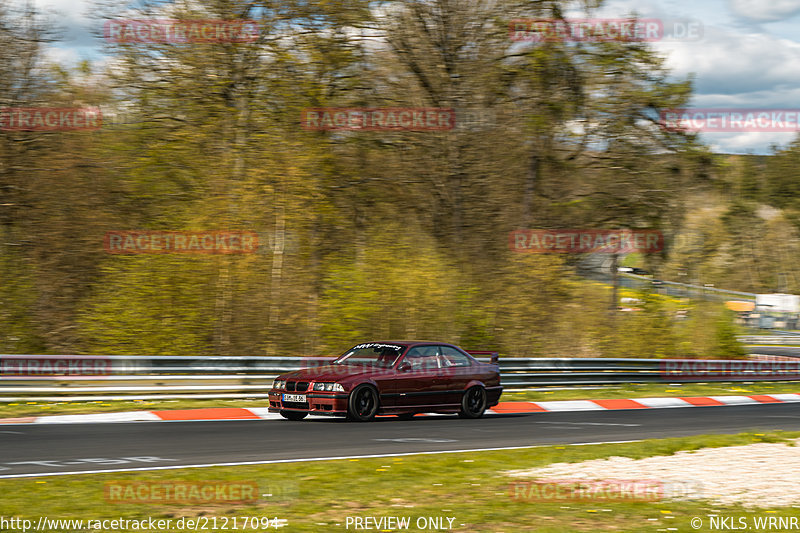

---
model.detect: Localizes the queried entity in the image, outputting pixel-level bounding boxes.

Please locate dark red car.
[268,341,502,421]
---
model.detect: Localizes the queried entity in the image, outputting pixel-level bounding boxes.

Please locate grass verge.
[0,431,798,532]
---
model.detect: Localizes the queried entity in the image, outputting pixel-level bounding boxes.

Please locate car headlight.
[313,382,345,392]
[273,380,285,390]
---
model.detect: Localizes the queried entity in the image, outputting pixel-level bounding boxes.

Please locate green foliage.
[612,290,679,359]
[765,138,800,210]
[78,256,216,355]
[490,253,578,356]
[318,223,462,352]
[711,308,748,359]
[0,244,46,353]
[2,1,799,358]
[671,301,747,360]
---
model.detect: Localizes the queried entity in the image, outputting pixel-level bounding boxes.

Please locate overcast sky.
[24,0,800,155]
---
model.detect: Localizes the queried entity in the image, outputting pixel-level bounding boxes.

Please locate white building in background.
[755,294,800,313]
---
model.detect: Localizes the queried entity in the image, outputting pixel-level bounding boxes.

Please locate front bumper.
[268,390,349,415]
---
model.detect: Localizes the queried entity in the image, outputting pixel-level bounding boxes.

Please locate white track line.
[0,440,644,479]
[33,411,162,424]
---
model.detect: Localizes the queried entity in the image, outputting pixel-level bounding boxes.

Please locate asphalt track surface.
[749,346,800,358]
[2,404,800,478]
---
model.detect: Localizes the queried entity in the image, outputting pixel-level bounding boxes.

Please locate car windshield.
[334,343,405,367]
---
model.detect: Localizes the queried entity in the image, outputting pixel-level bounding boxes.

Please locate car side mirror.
[398,362,411,372]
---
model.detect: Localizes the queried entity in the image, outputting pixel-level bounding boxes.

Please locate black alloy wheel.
[347,384,379,421]
[458,386,487,419]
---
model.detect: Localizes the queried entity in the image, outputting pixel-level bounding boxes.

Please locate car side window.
[404,346,440,371]
[439,346,472,367]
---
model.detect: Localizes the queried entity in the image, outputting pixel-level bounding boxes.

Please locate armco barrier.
[0,354,798,401]
[737,335,800,345]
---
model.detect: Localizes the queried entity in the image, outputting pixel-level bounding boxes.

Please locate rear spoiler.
[465,350,499,365]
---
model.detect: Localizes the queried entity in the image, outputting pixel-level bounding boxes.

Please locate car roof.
[367,340,455,347]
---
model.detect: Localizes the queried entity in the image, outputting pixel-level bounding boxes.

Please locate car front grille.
[285,381,309,393]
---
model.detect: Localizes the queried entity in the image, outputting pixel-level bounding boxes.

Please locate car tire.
[280,410,307,421]
[347,384,379,422]
[458,386,487,419]
[395,413,416,421]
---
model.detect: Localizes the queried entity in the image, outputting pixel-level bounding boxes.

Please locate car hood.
[280,363,387,382]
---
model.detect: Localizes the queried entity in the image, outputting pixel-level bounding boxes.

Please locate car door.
[437,346,476,405]
[393,345,444,408]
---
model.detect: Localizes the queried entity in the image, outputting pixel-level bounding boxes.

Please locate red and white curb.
[1,394,799,424]
[491,394,800,413]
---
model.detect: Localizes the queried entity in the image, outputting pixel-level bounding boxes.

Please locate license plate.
[282,394,306,403]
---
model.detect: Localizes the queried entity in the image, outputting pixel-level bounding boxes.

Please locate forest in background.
[0,0,796,358]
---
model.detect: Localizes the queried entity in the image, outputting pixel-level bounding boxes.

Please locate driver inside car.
[404,346,439,371]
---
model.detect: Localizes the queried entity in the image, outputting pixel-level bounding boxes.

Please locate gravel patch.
[507,439,800,508]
